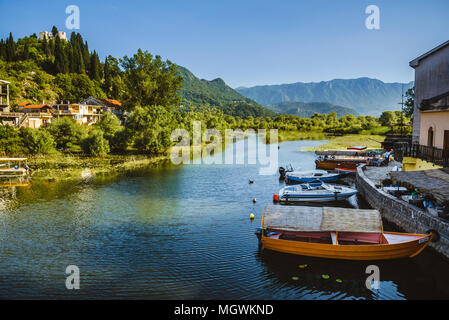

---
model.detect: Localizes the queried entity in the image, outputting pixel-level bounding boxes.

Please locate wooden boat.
[285,169,340,184]
[278,182,358,203]
[315,156,373,170]
[256,205,433,260]
[0,158,29,177]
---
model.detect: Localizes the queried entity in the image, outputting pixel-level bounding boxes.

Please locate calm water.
[1,137,449,300]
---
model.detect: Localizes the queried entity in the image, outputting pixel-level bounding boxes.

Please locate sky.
[0,0,448,88]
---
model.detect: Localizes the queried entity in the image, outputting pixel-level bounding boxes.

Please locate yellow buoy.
[250,213,255,219]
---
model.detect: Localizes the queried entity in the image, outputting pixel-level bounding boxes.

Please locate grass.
[302,134,385,151]
[28,153,169,181]
[278,131,328,142]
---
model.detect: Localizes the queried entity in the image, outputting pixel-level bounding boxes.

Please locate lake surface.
[1,137,449,299]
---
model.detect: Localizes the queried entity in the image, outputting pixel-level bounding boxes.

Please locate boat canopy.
[262,205,382,233]
[0,158,28,161]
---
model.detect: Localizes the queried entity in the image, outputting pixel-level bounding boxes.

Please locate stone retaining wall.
[356,165,449,259]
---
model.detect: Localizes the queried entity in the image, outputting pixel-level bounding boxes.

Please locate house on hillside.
[81,96,126,121]
[406,40,449,168]
[20,104,53,128]
[17,102,31,110]
[52,102,102,125]
[0,80,10,112]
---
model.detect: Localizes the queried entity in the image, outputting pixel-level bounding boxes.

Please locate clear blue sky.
[1,0,448,88]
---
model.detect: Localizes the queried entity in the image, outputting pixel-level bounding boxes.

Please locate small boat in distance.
[256,205,433,260]
[285,169,339,184]
[278,182,358,203]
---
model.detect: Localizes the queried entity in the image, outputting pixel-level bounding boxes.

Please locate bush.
[81,130,110,156]
[48,117,87,150]
[109,128,130,153]
[19,127,56,154]
[0,125,27,156]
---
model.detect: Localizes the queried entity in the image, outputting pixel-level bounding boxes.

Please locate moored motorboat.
[256,205,433,260]
[278,182,358,203]
[285,169,340,184]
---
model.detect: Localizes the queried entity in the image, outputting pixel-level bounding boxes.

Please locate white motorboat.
[285,170,340,184]
[278,182,358,203]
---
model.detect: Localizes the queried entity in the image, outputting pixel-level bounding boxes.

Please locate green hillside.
[268,101,359,118]
[177,66,274,117]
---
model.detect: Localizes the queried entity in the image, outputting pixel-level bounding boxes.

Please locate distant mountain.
[268,101,359,118]
[236,78,414,116]
[177,66,274,117]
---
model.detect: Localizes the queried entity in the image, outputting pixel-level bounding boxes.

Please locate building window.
[428,127,434,147]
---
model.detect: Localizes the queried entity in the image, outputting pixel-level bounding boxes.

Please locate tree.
[404,87,415,118]
[5,32,16,61]
[19,127,56,154]
[120,49,183,110]
[54,36,69,74]
[0,125,27,155]
[51,26,59,38]
[81,129,110,156]
[95,113,121,140]
[89,50,101,81]
[379,111,397,127]
[126,105,174,154]
[48,117,87,150]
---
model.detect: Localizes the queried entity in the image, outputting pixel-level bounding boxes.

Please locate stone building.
[39,31,67,41]
[410,40,449,149]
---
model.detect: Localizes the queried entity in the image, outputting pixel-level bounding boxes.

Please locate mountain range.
[236,78,414,116]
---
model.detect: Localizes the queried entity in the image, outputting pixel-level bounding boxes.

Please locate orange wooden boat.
[257,205,433,260]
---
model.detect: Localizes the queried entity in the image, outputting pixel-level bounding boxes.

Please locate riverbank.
[278,131,327,142]
[301,134,385,151]
[28,154,169,181]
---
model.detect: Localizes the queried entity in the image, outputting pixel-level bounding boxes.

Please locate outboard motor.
[279,167,286,179]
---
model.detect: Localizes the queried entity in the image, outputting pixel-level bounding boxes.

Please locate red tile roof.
[97,98,122,107]
[23,104,50,109]
[18,102,31,106]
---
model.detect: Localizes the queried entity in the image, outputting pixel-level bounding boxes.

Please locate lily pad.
[321,274,330,279]
[298,264,308,268]
[336,279,343,283]
[292,276,299,281]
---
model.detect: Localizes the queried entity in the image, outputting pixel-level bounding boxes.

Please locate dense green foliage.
[267,101,359,118]
[177,66,274,117]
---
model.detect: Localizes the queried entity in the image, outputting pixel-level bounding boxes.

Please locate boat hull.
[261,232,432,260]
[315,160,361,170]
[285,175,339,184]
[279,192,357,203]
